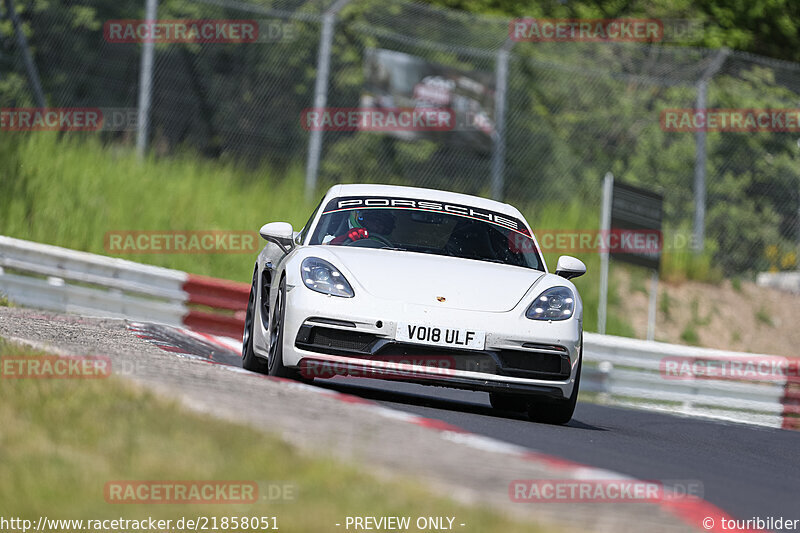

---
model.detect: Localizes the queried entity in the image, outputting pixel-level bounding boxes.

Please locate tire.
[267,277,302,379]
[242,267,268,374]
[489,393,529,412]
[527,354,581,425]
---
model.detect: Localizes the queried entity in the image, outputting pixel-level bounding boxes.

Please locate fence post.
[692,47,730,253]
[692,80,708,253]
[136,0,158,159]
[490,42,512,201]
[304,0,350,201]
[3,0,46,108]
[598,172,613,335]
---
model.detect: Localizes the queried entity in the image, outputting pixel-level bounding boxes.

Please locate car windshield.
[308,196,543,271]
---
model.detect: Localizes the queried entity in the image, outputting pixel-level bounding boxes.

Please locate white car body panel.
[249,184,583,401]
[324,247,544,312]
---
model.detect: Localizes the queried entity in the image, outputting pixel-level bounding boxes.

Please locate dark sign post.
[610,182,663,271]
[598,175,663,340]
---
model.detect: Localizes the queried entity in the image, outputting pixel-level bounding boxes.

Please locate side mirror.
[555,255,586,280]
[259,222,294,254]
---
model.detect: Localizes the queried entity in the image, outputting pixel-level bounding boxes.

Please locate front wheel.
[267,277,303,380]
[527,356,581,425]
[242,268,268,374]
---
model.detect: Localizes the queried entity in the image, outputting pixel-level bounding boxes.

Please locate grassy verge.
[0,292,12,307]
[0,133,312,283]
[0,337,546,532]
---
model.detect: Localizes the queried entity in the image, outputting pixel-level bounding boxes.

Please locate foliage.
[1,0,798,280]
[0,133,311,282]
[424,0,800,63]
[680,324,700,345]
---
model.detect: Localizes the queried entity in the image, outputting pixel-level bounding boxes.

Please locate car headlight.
[301,257,354,298]
[526,287,575,321]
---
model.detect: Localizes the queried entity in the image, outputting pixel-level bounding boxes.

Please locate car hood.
[322,246,544,312]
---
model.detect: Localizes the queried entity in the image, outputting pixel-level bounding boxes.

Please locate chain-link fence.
[3,0,800,281]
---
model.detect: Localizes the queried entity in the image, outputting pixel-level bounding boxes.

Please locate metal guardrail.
[0,236,248,337]
[1,235,797,430]
[581,333,797,429]
[756,271,800,294]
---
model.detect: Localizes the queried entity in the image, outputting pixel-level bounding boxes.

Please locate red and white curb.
[181,274,249,338]
[127,322,762,533]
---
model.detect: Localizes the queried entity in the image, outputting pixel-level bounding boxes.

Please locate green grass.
[0,133,314,283]
[659,291,672,322]
[660,230,722,284]
[0,292,12,307]
[680,325,700,345]
[755,307,774,327]
[731,277,742,293]
[690,298,712,327]
[628,268,649,296]
[0,337,546,532]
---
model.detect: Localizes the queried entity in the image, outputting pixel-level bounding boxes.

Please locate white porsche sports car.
[242,184,586,424]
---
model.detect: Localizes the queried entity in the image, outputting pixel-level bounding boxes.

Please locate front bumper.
[279,284,582,399]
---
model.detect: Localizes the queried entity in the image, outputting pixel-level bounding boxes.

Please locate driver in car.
[328,210,396,244]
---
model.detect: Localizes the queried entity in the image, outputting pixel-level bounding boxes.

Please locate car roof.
[323,183,528,221]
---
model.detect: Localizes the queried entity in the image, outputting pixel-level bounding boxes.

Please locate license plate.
[395,323,486,351]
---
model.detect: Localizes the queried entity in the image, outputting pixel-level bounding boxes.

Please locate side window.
[296,198,323,245]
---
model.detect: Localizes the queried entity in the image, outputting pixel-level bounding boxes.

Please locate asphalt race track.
[319,378,799,523]
[151,323,800,523]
